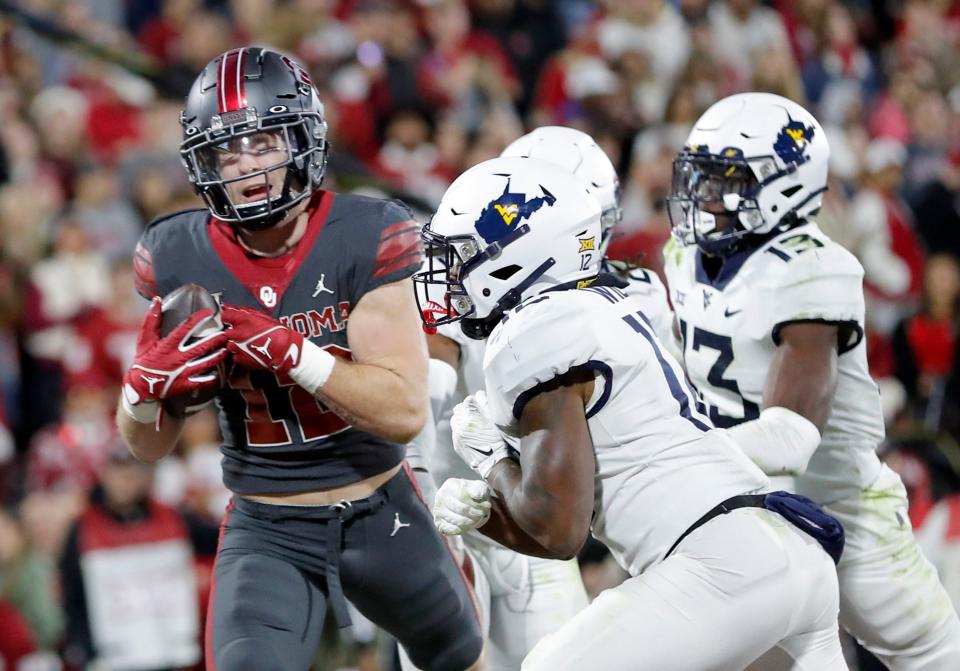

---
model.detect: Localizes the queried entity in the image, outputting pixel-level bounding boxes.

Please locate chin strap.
[232,204,294,233]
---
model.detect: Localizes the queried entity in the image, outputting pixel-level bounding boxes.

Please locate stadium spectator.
[0,506,64,654]
[708,0,790,90]
[912,146,960,258]
[851,138,925,334]
[59,444,201,671]
[892,253,960,433]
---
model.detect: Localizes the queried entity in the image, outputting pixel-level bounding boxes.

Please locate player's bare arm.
[764,321,840,431]
[722,320,838,477]
[481,371,595,560]
[117,410,186,463]
[427,332,460,369]
[316,278,428,443]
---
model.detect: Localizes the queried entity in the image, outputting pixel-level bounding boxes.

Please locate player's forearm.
[313,359,427,444]
[115,403,184,463]
[483,459,585,560]
[764,327,839,432]
[478,495,563,559]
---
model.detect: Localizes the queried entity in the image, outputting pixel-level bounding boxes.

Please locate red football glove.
[221,305,304,374]
[122,298,228,408]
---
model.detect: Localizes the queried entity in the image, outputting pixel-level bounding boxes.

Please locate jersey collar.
[208,189,334,311]
[694,225,790,291]
[544,271,629,294]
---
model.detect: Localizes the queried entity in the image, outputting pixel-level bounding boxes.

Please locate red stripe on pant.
[204,498,235,671]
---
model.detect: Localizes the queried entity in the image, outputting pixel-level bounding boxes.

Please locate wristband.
[288,339,337,394]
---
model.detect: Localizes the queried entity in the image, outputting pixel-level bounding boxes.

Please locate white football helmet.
[667,92,830,257]
[414,157,602,339]
[501,126,621,255]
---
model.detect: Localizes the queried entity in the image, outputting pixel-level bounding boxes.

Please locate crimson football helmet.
[179,47,329,230]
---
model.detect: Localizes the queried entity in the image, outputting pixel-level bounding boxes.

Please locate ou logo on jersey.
[259,286,277,308]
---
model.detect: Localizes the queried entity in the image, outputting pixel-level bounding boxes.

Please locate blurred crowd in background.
[1,0,960,669]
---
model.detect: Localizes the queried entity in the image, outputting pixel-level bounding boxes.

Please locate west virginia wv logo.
[774,117,815,165]
[474,178,556,244]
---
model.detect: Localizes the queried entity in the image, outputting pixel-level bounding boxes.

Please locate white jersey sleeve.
[759,233,866,353]
[482,293,612,433]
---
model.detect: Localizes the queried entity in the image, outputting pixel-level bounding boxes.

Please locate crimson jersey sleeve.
[352,199,423,299]
[131,208,209,301]
[133,239,159,300]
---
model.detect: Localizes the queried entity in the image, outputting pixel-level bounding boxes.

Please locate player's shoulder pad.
[604,259,663,287]
[623,266,667,300]
[756,224,866,351]
[143,207,209,234]
[484,291,600,426]
[332,192,415,231]
[755,223,864,291]
[135,208,209,299]
[139,207,209,252]
[336,193,422,284]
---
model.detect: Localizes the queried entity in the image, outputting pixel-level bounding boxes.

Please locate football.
[159,283,224,418]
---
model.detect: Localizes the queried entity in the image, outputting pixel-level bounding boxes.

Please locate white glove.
[434,478,492,536]
[450,391,514,479]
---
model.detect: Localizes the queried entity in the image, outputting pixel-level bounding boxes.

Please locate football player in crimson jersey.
[116,47,482,671]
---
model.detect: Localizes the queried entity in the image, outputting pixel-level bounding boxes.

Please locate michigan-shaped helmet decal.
[474,177,556,244]
[774,117,816,165]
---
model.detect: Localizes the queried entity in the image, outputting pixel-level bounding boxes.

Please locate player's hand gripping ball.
[122,284,228,420]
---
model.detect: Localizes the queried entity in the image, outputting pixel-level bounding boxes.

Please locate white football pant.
[522,507,846,671]
[826,464,960,670]
[466,538,589,670]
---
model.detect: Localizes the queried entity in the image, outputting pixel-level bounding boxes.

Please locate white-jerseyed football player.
[410,126,635,669]
[416,155,848,670]
[663,92,960,670]
[411,319,587,671]
[410,127,681,669]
